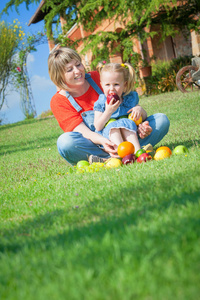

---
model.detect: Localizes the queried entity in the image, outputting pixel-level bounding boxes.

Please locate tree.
[0,20,22,110]
[0,18,47,119]
[12,31,47,119]
[2,0,200,67]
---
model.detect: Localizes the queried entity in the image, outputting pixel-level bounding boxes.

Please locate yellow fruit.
[154,149,171,161]
[156,146,172,156]
[105,158,122,168]
[128,114,142,126]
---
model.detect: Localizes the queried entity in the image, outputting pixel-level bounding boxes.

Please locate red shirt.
[50,71,102,132]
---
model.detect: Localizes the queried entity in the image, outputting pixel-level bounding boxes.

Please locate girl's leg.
[139,113,170,147]
[121,128,141,153]
[57,132,110,165]
[109,128,124,146]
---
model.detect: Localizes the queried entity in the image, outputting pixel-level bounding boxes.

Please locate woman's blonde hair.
[97,62,136,96]
[48,47,82,90]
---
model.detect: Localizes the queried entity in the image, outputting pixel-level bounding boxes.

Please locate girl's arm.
[73,122,118,156]
[94,99,121,131]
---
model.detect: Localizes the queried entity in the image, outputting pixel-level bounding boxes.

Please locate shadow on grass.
[0,135,59,157]
[1,177,199,254]
[0,118,46,131]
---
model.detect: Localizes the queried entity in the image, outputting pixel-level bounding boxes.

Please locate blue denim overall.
[65,73,103,131]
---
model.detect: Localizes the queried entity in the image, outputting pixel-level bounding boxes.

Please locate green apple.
[119,115,128,119]
[135,148,146,158]
[173,145,189,155]
[105,118,116,127]
[76,160,90,169]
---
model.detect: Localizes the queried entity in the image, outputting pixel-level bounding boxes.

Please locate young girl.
[93,62,148,154]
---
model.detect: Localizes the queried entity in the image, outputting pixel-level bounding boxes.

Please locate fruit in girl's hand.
[117,141,135,158]
[122,154,136,165]
[77,160,90,169]
[156,146,172,156]
[107,93,120,104]
[105,158,122,168]
[154,149,171,161]
[105,118,117,127]
[135,148,146,158]
[128,113,142,125]
[136,153,152,163]
[172,145,189,155]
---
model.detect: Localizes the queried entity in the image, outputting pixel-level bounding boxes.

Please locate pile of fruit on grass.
[75,142,189,173]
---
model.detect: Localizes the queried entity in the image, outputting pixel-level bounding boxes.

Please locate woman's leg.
[139,113,170,147]
[57,132,110,165]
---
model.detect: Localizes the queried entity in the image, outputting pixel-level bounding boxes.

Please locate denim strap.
[65,73,103,112]
[65,91,82,112]
[85,73,103,95]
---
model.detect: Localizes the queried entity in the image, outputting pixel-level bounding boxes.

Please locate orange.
[156,146,172,156]
[128,114,142,126]
[154,149,171,161]
[117,141,135,158]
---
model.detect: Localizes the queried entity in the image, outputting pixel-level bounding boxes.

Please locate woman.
[48,47,170,165]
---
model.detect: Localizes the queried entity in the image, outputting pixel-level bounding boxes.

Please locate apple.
[76,160,90,169]
[105,118,117,127]
[122,154,136,165]
[135,148,146,158]
[128,113,142,126]
[107,93,120,104]
[136,153,152,163]
[173,145,189,155]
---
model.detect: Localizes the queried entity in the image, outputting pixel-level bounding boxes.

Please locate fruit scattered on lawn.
[122,154,136,165]
[136,153,152,163]
[135,148,146,158]
[105,158,122,168]
[117,141,135,158]
[154,149,171,161]
[156,146,172,156]
[172,145,189,155]
[76,160,90,169]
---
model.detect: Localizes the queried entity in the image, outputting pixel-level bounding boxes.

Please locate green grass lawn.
[0,91,200,300]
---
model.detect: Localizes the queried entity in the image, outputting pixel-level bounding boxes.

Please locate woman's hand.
[137,121,152,139]
[101,138,119,157]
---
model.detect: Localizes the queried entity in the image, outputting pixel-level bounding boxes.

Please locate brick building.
[29,1,200,68]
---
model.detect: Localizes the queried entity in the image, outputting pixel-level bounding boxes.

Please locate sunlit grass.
[0,91,200,300]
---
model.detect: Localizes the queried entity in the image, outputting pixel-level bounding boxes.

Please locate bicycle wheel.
[176,65,199,93]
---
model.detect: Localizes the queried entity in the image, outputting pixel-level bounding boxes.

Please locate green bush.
[145,55,193,95]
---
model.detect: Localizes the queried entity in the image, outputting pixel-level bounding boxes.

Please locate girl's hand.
[105,98,121,115]
[127,106,142,121]
[138,121,152,139]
